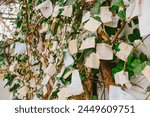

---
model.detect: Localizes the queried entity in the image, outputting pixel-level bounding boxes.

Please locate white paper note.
[109,85,135,100]
[14,42,26,54]
[105,15,119,28]
[68,39,78,55]
[100,6,112,23]
[114,70,131,88]
[126,0,140,21]
[64,50,74,67]
[116,42,133,61]
[79,37,95,50]
[85,53,100,69]
[61,5,73,17]
[96,43,113,60]
[82,11,90,23]
[83,18,101,32]
[44,63,56,76]
[58,70,84,100]
[35,0,53,18]
[29,78,36,88]
[134,38,150,59]
[139,0,150,36]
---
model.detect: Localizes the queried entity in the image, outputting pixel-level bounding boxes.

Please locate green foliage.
[112,0,124,7]
[4,74,17,87]
[91,95,98,100]
[146,86,150,92]
[128,28,141,42]
[117,10,126,20]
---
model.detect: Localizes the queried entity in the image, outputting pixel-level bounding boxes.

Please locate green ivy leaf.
[117,10,126,20]
[146,86,150,92]
[128,28,141,42]
[91,2,100,14]
[91,95,98,100]
[112,0,124,7]
[140,52,148,62]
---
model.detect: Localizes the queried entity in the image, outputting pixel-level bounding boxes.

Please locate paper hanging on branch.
[96,43,113,60]
[100,6,112,23]
[64,49,74,67]
[105,15,119,28]
[79,37,95,50]
[68,39,78,55]
[82,11,90,23]
[85,53,100,69]
[14,42,26,54]
[29,78,36,88]
[109,85,135,100]
[61,5,73,17]
[126,0,140,21]
[83,18,101,32]
[116,42,133,61]
[139,0,150,37]
[134,39,150,59]
[44,63,56,76]
[35,0,53,18]
[58,70,84,100]
[114,71,132,88]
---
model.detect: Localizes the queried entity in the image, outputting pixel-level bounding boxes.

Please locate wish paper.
[83,18,101,32]
[52,5,60,17]
[116,42,133,61]
[114,71,131,88]
[35,0,53,18]
[67,70,84,95]
[105,15,119,28]
[14,42,26,54]
[85,53,100,69]
[68,39,78,55]
[109,85,135,100]
[96,43,113,60]
[100,6,112,23]
[64,50,74,67]
[79,37,95,50]
[134,39,150,59]
[61,5,73,17]
[44,63,56,76]
[142,65,150,82]
[82,11,90,23]
[58,70,84,100]
[126,0,140,21]
[29,78,36,88]
[139,0,150,36]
